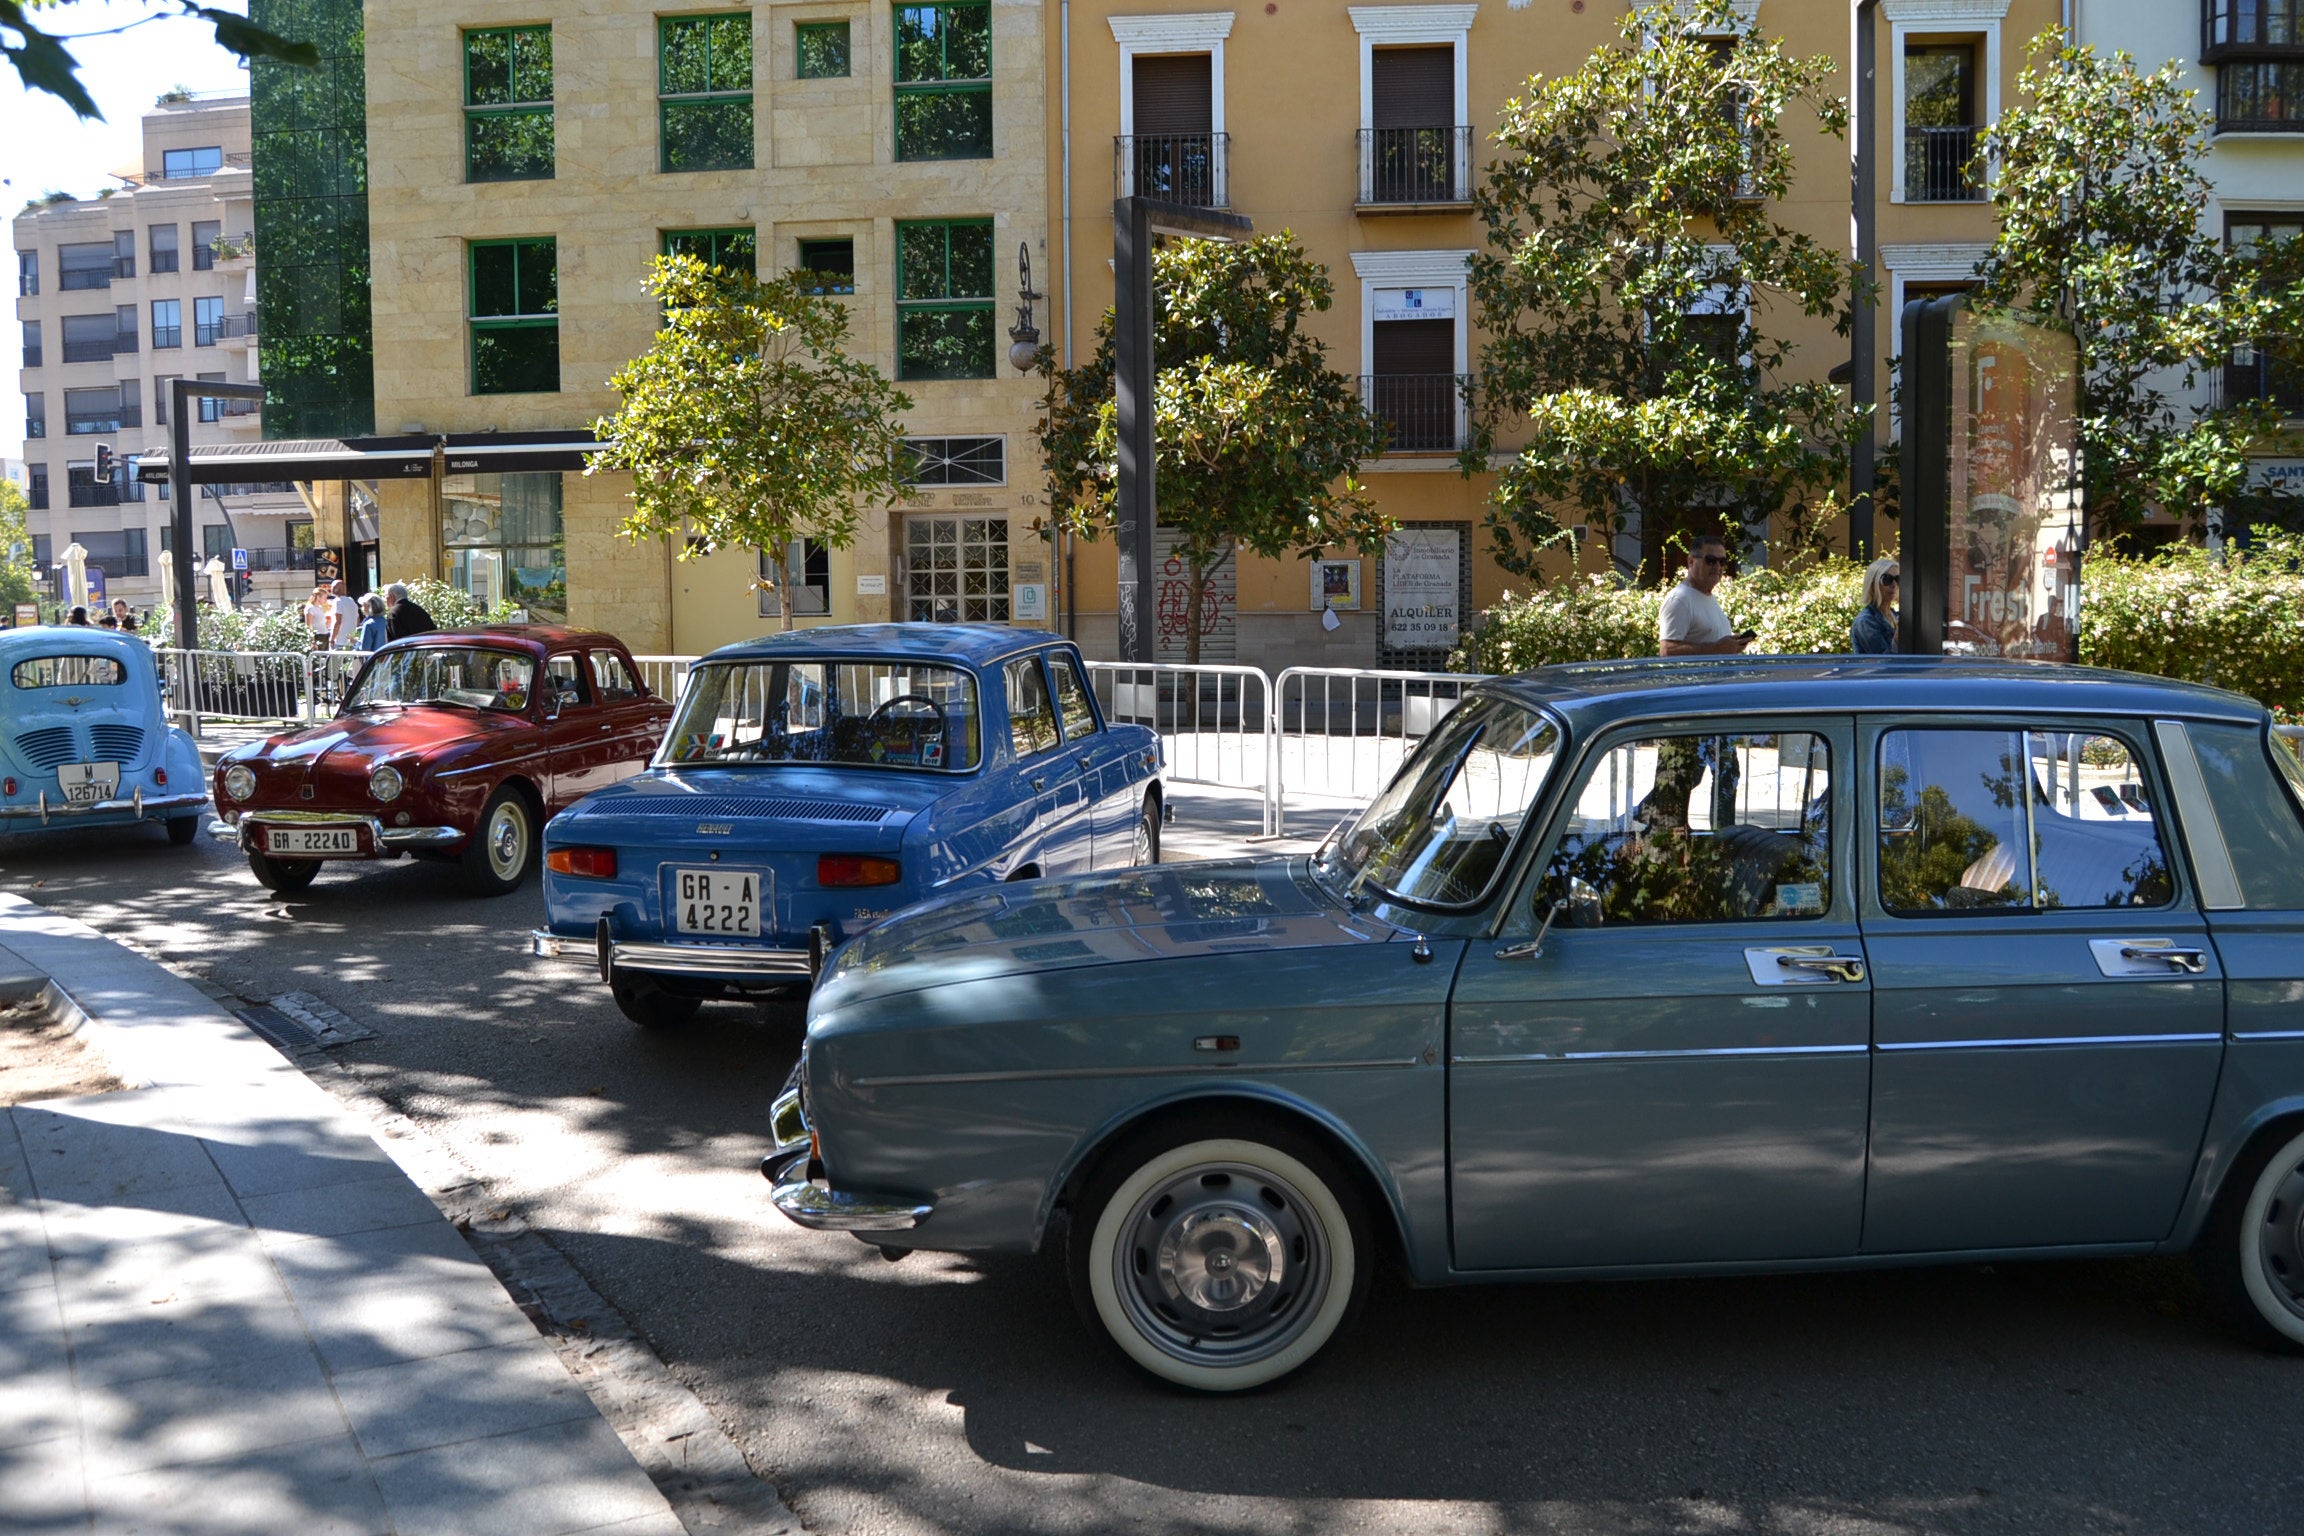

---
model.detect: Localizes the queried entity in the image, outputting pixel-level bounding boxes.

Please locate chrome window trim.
[2154,718,2245,911]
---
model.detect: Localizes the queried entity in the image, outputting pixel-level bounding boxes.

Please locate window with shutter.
[1369,317,1458,452]
[1127,54,1219,205]
[1365,46,1460,203]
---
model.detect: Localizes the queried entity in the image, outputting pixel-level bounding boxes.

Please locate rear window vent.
[626,795,893,824]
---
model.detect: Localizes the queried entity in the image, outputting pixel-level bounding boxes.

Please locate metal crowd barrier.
[154,648,322,736]
[1084,661,1275,826]
[629,654,698,704]
[1269,667,1488,837]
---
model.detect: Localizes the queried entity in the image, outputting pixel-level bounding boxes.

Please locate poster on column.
[1945,307,2079,661]
[1383,528,1460,650]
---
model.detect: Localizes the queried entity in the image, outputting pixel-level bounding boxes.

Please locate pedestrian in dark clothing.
[66,606,91,627]
[384,582,437,640]
[1851,557,1900,654]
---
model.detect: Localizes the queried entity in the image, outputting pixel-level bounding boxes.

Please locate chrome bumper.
[530,927,813,980]
[760,1085,931,1233]
[219,809,464,854]
[0,788,206,824]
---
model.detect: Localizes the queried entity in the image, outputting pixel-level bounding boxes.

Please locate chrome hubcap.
[1115,1161,1327,1366]
[1132,812,1153,866]
[488,804,526,877]
[2259,1159,2304,1319]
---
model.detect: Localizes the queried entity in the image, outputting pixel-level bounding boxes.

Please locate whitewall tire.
[2217,1126,2304,1352]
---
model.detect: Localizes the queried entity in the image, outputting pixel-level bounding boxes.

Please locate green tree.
[1975,28,2304,536]
[3,1,314,119]
[0,478,37,616]
[589,255,915,628]
[1465,0,1859,579]
[1038,232,1390,664]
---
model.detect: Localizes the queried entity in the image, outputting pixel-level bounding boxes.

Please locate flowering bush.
[1454,558,1870,672]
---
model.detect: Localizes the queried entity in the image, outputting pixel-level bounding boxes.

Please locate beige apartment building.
[362,0,1053,654]
[12,93,312,615]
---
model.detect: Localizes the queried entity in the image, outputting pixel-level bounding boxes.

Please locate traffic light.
[92,443,113,483]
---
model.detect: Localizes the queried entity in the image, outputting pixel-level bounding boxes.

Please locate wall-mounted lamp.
[1008,242,1045,372]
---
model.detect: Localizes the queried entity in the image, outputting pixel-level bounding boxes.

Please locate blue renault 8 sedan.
[764,658,2304,1390]
[0,627,207,844]
[534,624,1162,1027]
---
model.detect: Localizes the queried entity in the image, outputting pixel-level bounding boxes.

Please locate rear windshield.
[662,658,981,772]
[11,656,126,689]
[345,647,537,714]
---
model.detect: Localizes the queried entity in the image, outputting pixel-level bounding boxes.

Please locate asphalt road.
[7,816,2302,1536]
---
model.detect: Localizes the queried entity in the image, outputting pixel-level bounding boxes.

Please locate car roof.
[1488,656,2267,733]
[703,623,1069,668]
[0,626,154,662]
[403,625,631,656]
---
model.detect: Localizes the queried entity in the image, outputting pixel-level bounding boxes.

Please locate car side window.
[1876,727,2172,914]
[1049,652,1098,741]
[1005,658,1060,760]
[543,653,591,712]
[590,649,645,703]
[2182,723,2304,910]
[1537,731,1832,925]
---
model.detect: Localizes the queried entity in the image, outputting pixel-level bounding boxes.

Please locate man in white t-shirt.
[1657,534,1752,657]
[327,580,360,649]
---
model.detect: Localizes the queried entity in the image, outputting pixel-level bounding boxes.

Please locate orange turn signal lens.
[818,854,901,888]
[546,846,618,879]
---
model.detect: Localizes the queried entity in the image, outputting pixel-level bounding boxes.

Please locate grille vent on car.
[12,727,79,769]
[88,725,145,762]
[625,795,892,824]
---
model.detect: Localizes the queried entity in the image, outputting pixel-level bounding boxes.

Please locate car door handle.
[1031,776,1046,791]
[1776,952,1867,983]
[2120,944,2206,974]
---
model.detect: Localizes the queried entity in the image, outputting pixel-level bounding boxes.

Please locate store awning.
[440,429,606,475]
[135,435,436,486]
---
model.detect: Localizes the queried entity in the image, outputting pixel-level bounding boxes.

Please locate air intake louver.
[88,724,145,762]
[624,795,891,823]
[12,727,78,769]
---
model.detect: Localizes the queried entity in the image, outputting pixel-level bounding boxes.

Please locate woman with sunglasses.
[1852,556,1901,653]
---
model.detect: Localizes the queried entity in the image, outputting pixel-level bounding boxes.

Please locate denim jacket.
[1851,604,1898,654]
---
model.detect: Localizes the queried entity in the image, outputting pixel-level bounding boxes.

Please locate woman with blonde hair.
[1851,556,1900,653]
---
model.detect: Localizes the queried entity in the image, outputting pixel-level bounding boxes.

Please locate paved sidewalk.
[0,893,684,1536]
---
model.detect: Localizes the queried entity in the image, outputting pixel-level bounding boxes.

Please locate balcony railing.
[1115,133,1230,208]
[243,546,317,573]
[1905,125,1983,202]
[1357,126,1473,206]
[61,337,123,364]
[1360,373,1471,453]
[2229,349,2304,419]
[58,267,113,292]
[65,406,139,434]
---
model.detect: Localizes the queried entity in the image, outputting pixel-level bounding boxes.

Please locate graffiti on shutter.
[1154,529,1237,662]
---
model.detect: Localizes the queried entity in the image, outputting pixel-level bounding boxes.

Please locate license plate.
[266,825,363,855]
[674,868,762,937]
[57,762,119,805]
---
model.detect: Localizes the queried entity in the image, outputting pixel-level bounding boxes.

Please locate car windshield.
[662,658,982,772]
[345,647,537,714]
[1319,695,1562,909]
[11,655,126,689]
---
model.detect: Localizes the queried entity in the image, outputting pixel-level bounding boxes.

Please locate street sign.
[231,548,248,571]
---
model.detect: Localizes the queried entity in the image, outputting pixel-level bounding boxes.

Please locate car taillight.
[2,778,13,796]
[154,767,168,787]
[546,846,618,879]
[818,854,901,887]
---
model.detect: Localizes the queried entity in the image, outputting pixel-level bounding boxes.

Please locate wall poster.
[1381,525,1464,655]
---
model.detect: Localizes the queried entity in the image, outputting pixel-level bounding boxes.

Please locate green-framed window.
[796,236,854,294]
[464,26,554,182]
[895,220,994,379]
[660,13,754,172]
[663,227,758,278]
[894,3,991,161]
[796,20,850,78]
[469,238,559,395]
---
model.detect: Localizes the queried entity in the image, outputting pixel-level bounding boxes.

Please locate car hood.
[237,708,526,774]
[812,857,1408,1012]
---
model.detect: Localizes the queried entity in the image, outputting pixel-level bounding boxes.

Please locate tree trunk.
[762,549,794,633]
[1182,540,1233,668]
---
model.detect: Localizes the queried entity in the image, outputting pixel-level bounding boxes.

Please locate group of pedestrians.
[299,580,437,651]
[1655,533,1904,657]
[61,598,140,633]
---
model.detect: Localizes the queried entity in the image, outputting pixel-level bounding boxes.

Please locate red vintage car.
[212,626,674,896]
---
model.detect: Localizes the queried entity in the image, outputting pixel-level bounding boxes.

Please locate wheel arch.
[495,774,546,827]
[2186,1097,2304,1249]
[1041,1087,1411,1282]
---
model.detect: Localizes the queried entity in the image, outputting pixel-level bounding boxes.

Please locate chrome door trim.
[1452,1043,1869,1066]
[2088,937,2211,977]
[2233,1029,2304,1042]
[851,1057,1420,1089]
[2154,719,2245,910]
[1875,1032,2222,1052]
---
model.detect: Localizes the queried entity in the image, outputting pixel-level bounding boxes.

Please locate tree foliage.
[1038,232,1390,663]
[1466,0,1860,579]
[0,478,37,615]
[3,1,315,120]
[1975,28,2304,535]
[589,256,914,626]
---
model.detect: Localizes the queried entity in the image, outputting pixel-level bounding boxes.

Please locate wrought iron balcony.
[1115,133,1229,208]
[1357,126,1473,207]
[1904,125,1983,202]
[1360,373,1471,454]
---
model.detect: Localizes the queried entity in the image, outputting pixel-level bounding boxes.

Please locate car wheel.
[460,787,534,896]
[1069,1122,1368,1391]
[165,816,200,847]
[610,970,702,1030]
[2201,1123,2304,1353]
[247,853,320,893]
[1132,795,1160,866]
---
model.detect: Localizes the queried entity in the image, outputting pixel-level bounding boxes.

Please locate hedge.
[1454,537,2304,723]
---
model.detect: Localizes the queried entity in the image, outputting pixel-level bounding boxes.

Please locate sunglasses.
[1881,574,1900,586]
[1693,553,1731,568]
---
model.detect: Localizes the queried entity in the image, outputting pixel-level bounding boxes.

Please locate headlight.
[223,765,256,802]
[369,765,404,803]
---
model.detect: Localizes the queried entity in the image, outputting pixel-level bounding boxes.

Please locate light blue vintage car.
[534,624,1163,1027]
[0,627,207,844]
[765,658,2304,1390]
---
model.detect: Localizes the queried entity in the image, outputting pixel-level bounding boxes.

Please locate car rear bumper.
[760,1083,932,1233]
[0,789,208,825]
[217,809,464,856]
[531,921,826,983]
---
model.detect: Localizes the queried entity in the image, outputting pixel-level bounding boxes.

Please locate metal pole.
[1114,198,1156,663]
[1849,0,1879,561]
[164,378,266,652]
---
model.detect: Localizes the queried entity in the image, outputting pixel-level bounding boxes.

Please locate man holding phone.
[1657,534,1755,656]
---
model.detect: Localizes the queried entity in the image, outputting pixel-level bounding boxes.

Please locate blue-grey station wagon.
[534,624,1162,1028]
[0,627,207,844]
[764,658,2304,1390]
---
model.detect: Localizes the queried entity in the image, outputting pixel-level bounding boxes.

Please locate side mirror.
[1565,876,1603,928]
